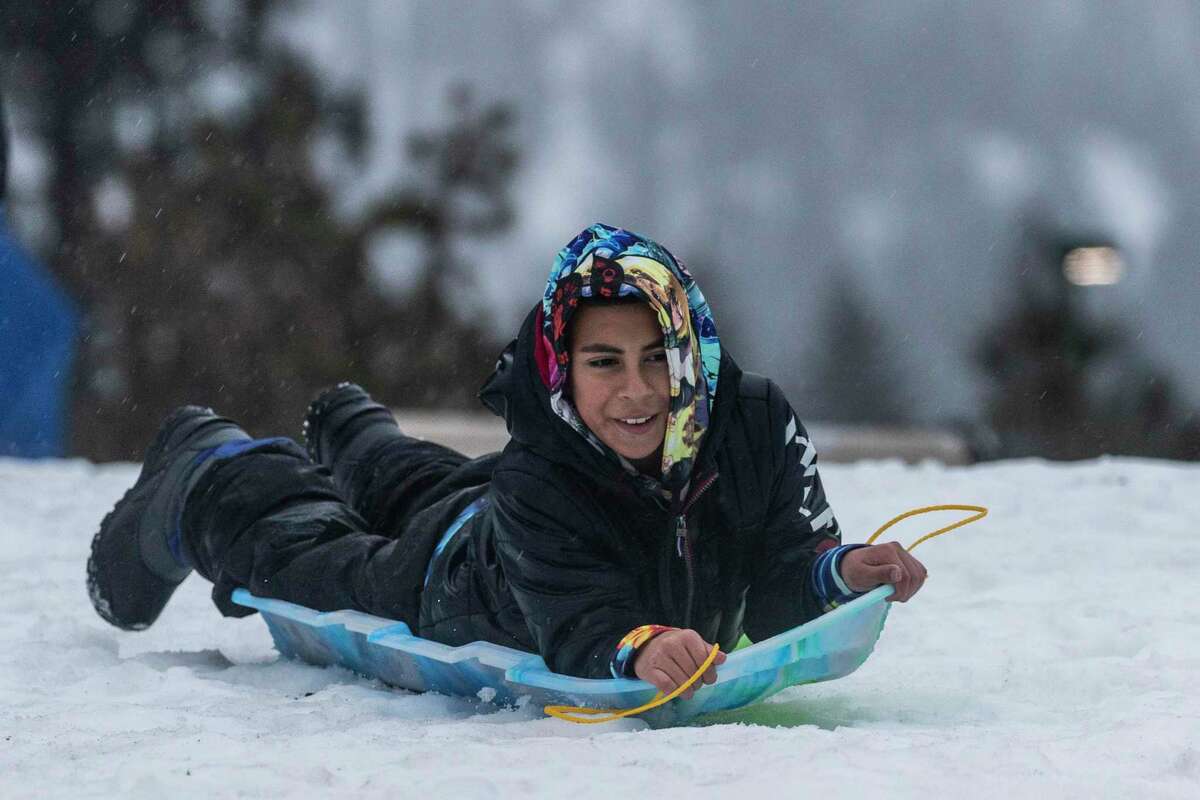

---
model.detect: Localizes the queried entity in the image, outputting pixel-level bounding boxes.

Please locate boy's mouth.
[613,413,659,434]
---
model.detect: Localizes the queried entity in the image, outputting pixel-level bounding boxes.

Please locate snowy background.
[8,1,1200,427]
[282,0,1200,419]
[3,453,1197,798]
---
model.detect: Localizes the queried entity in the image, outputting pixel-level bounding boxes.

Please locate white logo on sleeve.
[784,414,817,476]
[786,414,827,529]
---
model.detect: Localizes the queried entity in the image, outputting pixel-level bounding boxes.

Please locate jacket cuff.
[811,544,869,613]
[609,624,676,678]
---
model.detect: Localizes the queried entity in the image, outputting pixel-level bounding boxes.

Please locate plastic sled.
[232,585,892,728]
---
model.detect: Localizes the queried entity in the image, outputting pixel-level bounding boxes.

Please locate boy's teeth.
[621,416,651,424]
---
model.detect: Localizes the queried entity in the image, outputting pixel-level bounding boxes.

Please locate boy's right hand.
[633,628,726,699]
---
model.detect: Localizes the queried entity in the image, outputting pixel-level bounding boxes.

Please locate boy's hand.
[633,628,726,699]
[840,542,928,602]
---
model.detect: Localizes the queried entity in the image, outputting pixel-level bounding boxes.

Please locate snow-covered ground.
[1,455,1197,798]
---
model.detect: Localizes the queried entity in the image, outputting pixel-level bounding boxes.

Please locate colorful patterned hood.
[533,223,722,498]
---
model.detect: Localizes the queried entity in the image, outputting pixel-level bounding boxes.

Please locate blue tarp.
[0,208,78,457]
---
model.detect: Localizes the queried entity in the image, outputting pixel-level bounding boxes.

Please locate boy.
[88,223,926,698]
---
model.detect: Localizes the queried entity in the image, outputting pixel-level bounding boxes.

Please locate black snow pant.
[179,430,498,628]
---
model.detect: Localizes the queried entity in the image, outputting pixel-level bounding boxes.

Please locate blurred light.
[1063,246,1124,286]
[93,175,134,233]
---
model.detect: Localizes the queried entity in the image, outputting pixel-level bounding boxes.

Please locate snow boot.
[302,382,401,490]
[87,406,251,630]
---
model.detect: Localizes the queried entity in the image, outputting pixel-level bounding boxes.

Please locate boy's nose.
[618,367,655,401]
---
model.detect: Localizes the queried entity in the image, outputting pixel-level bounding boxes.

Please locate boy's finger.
[689,645,723,687]
[646,667,676,695]
[658,656,691,691]
[900,548,928,588]
[899,550,926,598]
[865,551,903,579]
[873,562,904,598]
[682,634,713,670]
[888,563,912,602]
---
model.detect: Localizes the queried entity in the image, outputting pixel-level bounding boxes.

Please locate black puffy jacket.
[418,305,844,679]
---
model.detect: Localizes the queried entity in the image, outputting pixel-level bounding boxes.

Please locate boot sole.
[86,406,235,630]
[302,382,358,464]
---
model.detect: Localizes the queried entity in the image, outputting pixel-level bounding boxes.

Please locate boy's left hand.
[840,542,928,602]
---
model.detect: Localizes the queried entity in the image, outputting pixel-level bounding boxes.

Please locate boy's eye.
[587,357,618,368]
[645,351,667,364]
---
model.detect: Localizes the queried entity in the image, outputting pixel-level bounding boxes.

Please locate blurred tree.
[361,85,518,409]
[973,214,1198,460]
[974,222,1112,458]
[3,2,517,460]
[812,268,909,425]
[2,0,209,294]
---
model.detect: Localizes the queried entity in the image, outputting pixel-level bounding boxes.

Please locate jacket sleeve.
[742,379,863,642]
[490,466,665,679]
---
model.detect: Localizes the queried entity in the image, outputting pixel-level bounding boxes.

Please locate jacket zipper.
[674,470,719,629]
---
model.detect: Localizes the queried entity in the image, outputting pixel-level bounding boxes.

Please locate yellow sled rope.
[545,504,988,724]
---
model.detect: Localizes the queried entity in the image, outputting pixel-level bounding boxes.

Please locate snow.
[2,454,1197,798]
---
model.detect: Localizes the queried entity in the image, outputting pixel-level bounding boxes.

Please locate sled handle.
[543,642,722,724]
[865,504,988,551]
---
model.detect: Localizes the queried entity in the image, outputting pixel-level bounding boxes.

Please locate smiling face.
[568,301,671,474]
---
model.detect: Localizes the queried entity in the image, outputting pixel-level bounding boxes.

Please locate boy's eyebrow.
[578,339,664,353]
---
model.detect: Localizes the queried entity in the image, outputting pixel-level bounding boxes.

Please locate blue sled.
[232,585,892,728]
